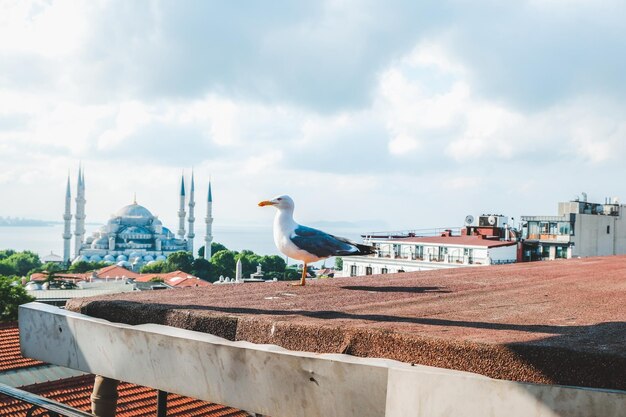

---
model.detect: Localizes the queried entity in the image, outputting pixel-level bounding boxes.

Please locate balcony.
[527,233,571,242]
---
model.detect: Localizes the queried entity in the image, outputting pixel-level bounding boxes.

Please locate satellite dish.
[488,215,497,226]
[465,215,474,225]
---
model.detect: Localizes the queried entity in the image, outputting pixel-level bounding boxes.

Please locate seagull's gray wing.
[290,225,364,258]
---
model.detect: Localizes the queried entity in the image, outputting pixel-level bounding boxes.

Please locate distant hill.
[0,217,58,227]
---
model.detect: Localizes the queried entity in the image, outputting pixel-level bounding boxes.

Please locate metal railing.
[362,227,462,241]
[0,382,172,417]
[0,382,94,417]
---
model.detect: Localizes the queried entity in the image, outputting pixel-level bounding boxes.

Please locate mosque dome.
[143,255,154,262]
[118,226,152,239]
[161,227,174,239]
[72,255,89,264]
[116,260,132,268]
[103,254,116,263]
[128,251,142,260]
[91,237,108,249]
[116,255,127,262]
[89,255,102,262]
[155,255,167,261]
[116,203,153,219]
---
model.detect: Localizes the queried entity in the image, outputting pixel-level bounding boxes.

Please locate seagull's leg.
[301,262,307,286]
[292,262,307,286]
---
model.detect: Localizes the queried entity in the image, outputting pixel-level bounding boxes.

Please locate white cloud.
[0,0,90,57]
[97,101,151,151]
[388,134,419,155]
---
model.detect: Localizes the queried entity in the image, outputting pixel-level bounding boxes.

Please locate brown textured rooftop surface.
[66,256,626,391]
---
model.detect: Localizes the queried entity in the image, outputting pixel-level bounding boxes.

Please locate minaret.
[73,165,86,258]
[187,170,195,254]
[62,174,72,263]
[204,180,213,260]
[177,173,186,239]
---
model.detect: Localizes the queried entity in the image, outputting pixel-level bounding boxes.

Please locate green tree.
[236,250,263,277]
[29,262,64,277]
[334,257,343,271]
[42,262,64,272]
[210,249,237,278]
[166,251,194,273]
[283,267,300,280]
[140,261,168,274]
[3,251,41,276]
[191,258,213,281]
[0,262,15,276]
[0,250,16,261]
[68,261,108,273]
[197,242,228,259]
[260,255,286,275]
[0,276,35,322]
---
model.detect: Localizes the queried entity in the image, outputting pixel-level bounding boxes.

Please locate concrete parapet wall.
[20,303,626,417]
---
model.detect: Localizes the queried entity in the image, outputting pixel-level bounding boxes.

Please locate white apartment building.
[521,196,626,260]
[342,215,518,277]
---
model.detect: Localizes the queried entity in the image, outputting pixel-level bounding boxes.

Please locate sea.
[0,223,363,267]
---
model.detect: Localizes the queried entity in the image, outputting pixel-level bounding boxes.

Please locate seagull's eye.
[277,198,282,201]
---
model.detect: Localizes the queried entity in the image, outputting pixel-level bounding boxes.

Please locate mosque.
[62,166,214,270]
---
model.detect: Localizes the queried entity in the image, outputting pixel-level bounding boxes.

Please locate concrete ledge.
[20,303,389,417]
[20,303,626,417]
[386,367,626,417]
[65,257,626,390]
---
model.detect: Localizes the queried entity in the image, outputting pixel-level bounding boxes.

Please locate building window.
[607,225,611,234]
[381,268,388,274]
[350,265,357,277]
[365,267,372,275]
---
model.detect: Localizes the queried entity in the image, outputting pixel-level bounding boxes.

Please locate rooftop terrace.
[64,255,626,391]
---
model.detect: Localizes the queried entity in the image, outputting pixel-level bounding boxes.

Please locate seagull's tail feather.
[352,242,376,256]
[336,242,376,257]
[332,235,377,257]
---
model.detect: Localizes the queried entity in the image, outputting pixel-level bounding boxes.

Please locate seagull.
[258,195,376,286]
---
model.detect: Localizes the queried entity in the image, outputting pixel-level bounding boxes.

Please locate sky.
[1,0,626,234]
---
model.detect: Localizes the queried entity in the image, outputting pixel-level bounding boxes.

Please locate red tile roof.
[134,271,211,287]
[391,235,517,248]
[30,272,85,282]
[31,266,142,282]
[0,323,248,417]
[0,375,249,417]
[31,266,211,287]
[96,265,141,279]
[0,323,44,372]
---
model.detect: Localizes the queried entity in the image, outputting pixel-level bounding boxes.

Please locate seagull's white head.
[258,194,294,211]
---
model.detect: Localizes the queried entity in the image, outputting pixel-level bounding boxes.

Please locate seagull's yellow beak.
[258,200,276,207]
